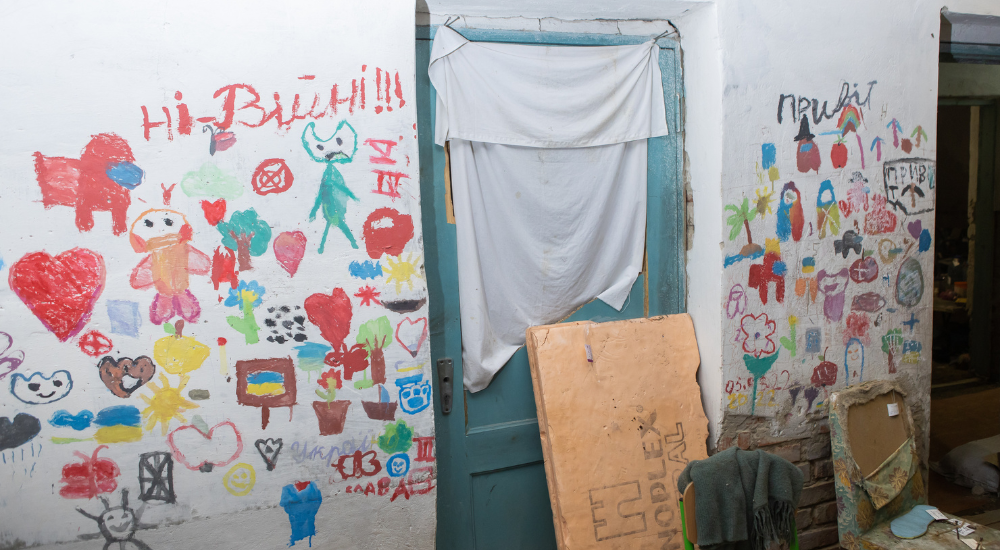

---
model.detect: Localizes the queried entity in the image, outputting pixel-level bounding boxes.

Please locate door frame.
[415,25,686,548]
[937,98,1000,381]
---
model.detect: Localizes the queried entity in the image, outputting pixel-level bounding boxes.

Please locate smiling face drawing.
[99,507,136,540]
[129,208,192,253]
[223,463,256,496]
[10,370,73,404]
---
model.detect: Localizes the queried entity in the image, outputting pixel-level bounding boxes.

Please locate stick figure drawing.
[301,121,359,253]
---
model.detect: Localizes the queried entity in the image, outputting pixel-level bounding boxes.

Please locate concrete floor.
[929,382,1000,522]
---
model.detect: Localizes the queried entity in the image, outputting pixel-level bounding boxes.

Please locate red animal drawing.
[33,133,143,236]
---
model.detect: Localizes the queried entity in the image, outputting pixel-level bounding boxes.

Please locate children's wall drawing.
[723,79,934,419]
[0,2,433,548]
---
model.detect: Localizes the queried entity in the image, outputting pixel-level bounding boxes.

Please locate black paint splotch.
[0,413,41,451]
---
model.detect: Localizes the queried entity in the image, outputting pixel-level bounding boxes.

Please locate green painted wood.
[416,27,685,549]
[470,463,557,550]
[972,104,997,381]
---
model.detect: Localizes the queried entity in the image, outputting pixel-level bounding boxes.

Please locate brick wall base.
[717,422,841,550]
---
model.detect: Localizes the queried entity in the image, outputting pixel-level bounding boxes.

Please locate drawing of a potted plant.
[354,316,392,390]
[312,368,350,436]
[361,384,398,421]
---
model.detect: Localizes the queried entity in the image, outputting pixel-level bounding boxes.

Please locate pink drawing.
[395,317,428,358]
[167,420,243,471]
[129,209,210,325]
[817,268,850,322]
[864,194,897,235]
[274,231,308,277]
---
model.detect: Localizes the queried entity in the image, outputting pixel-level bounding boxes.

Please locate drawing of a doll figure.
[129,208,210,324]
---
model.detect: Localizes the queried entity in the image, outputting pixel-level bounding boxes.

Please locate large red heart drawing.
[304,288,353,348]
[9,248,105,342]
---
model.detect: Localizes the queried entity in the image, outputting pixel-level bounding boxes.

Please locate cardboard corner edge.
[526,324,567,549]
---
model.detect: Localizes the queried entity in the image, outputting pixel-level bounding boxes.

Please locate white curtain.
[429,26,668,392]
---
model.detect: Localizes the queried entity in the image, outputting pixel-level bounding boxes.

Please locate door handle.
[437,357,453,415]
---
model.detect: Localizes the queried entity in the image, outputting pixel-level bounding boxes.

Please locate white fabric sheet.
[428,27,667,392]
[430,26,668,148]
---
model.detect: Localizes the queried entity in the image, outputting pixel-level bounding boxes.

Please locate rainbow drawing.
[837,105,863,135]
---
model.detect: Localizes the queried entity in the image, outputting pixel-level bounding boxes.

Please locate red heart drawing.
[201,199,227,226]
[9,248,105,342]
[167,420,243,471]
[304,288,353,348]
[273,231,307,277]
[395,317,428,358]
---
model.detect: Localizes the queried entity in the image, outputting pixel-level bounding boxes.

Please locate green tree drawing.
[217,208,272,271]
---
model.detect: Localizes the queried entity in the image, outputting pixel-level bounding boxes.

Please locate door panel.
[416,26,685,549]
[471,463,559,550]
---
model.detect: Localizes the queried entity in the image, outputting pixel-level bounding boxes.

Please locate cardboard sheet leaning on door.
[526,314,709,550]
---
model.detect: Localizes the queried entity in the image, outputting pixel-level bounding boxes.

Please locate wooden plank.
[972,104,997,381]
[527,314,708,550]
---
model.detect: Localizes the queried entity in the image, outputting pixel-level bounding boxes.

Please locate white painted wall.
[420,0,1000,457]
[702,0,1000,455]
[673,3,726,449]
[419,0,708,22]
[0,2,435,549]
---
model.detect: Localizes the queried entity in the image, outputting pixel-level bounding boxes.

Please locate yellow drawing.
[140,374,198,435]
[154,320,211,379]
[94,425,143,444]
[754,187,774,217]
[223,462,256,496]
[383,253,423,294]
[397,361,426,373]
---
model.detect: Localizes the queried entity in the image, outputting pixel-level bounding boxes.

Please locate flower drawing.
[740,313,776,358]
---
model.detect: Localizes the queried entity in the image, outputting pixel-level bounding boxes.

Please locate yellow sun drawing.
[140,374,198,435]
[383,253,424,294]
[754,186,774,217]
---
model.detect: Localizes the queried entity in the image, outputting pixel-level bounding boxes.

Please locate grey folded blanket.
[676,447,804,550]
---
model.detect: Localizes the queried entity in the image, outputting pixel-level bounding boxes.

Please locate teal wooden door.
[415,26,685,549]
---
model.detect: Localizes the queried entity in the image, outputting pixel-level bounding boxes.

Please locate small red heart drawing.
[395,317,428,358]
[274,231,307,277]
[304,289,353,348]
[201,199,227,226]
[9,248,105,342]
[213,132,237,153]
